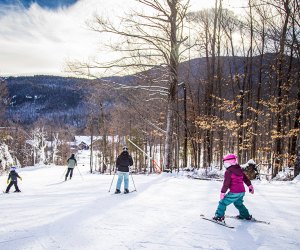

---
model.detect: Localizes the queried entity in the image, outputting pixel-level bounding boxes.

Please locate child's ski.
[200,214,234,228]
[226,215,270,224]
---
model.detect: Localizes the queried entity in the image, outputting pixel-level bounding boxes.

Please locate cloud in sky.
[0,0,104,76]
[0,0,79,10]
[0,0,246,77]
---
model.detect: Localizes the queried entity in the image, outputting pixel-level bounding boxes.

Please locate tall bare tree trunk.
[183,82,188,168]
[273,0,290,178]
[164,1,180,171]
[252,15,265,161]
[293,73,300,177]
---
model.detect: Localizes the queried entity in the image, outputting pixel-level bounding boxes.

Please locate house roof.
[75,136,101,146]
[74,136,119,146]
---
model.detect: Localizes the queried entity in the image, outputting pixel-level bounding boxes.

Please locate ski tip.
[252,219,271,224]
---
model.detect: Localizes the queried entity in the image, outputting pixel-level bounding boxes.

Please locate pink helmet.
[223,154,238,166]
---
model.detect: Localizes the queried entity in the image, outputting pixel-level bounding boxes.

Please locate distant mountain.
[5,75,89,127]
[4,54,297,129]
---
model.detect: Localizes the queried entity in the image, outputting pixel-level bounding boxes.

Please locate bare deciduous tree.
[69,0,190,171]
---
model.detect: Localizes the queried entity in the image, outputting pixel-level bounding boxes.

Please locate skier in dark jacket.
[213,154,254,222]
[65,154,77,181]
[115,146,133,194]
[5,166,22,193]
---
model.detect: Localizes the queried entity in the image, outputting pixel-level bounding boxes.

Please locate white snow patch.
[0,155,300,249]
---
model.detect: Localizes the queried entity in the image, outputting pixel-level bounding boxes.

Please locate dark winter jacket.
[8,170,21,182]
[67,155,77,169]
[116,151,133,172]
[221,164,252,193]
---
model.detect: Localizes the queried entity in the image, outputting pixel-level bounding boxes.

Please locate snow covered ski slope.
[0,165,300,250]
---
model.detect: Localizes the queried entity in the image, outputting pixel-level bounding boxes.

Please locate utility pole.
[295,132,300,178]
[90,119,94,173]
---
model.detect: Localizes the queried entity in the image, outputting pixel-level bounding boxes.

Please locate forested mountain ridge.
[4,53,298,128]
[5,75,89,127]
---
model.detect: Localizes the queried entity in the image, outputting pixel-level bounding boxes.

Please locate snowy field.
[1,160,300,250]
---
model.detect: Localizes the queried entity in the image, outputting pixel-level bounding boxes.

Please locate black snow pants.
[65,168,74,180]
[6,180,20,193]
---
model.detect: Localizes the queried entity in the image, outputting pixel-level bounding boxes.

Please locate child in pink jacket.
[213,154,254,222]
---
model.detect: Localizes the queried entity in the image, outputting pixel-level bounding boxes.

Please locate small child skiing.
[5,166,22,193]
[213,154,254,222]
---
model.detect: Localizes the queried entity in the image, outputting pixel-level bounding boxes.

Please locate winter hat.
[223,154,238,168]
[123,146,128,151]
[11,166,16,171]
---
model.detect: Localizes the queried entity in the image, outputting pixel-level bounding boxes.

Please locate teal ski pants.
[215,192,250,218]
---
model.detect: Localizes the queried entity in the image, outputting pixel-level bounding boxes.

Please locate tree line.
[68,0,299,178]
[0,0,299,179]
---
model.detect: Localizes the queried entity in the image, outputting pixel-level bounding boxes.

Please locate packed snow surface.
[1,162,300,249]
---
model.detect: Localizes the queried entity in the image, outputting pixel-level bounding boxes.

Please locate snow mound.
[182,167,224,179]
[292,173,300,183]
[273,168,294,181]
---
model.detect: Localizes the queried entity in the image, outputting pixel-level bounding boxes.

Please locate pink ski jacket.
[221,164,252,193]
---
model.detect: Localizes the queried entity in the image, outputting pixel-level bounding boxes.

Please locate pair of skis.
[200,214,270,229]
[112,190,137,195]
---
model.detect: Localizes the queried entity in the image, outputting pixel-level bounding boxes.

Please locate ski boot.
[115,189,121,194]
[213,216,225,222]
[124,189,129,194]
[236,215,252,220]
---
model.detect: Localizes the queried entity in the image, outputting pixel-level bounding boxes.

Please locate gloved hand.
[20,177,23,181]
[7,179,9,184]
[220,193,226,200]
[249,185,254,194]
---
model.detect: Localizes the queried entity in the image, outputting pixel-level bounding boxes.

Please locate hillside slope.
[0,152,299,250]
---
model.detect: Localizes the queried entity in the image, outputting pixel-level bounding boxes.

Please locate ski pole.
[108,169,117,192]
[130,171,137,192]
[60,167,67,179]
[76,165,84,180]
